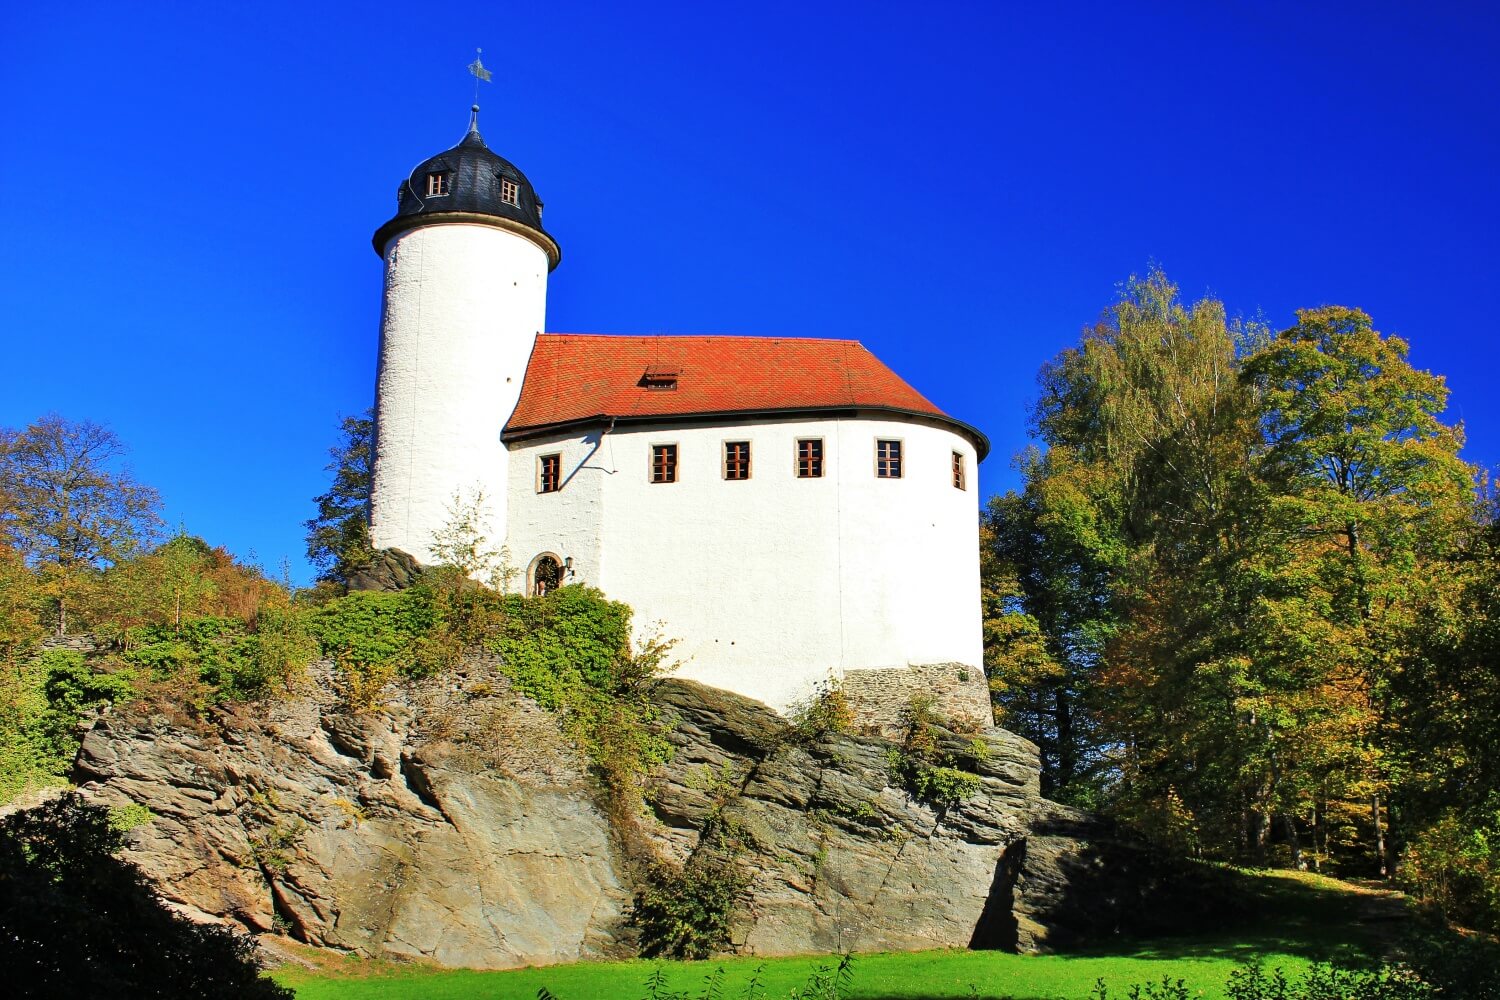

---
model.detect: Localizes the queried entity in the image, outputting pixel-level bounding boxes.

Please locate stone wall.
[842,661,993,738]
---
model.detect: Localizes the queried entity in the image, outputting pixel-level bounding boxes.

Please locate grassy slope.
[272,868,1405,1000]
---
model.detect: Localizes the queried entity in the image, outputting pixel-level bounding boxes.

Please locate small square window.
[538,453,561,493]
[952,451,966,490]
[426,172,450,197]
[500,177,519,206]
[876,439,903,479]
[651,444,678,484]
[723,441,751,480]
[796,439,824,479]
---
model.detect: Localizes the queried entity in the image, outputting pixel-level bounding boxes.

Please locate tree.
[0,793,292,998]
[1240,306,1474,873]
[987,270,1262,817]
[430,487,512,586]
[0,416,162,635]
[983,467,1115,803]
[305,411,373,586]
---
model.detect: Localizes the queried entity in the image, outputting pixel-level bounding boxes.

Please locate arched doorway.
[529,553,563,597]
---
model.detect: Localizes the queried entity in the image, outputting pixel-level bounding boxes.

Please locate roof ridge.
[539,332,867,346]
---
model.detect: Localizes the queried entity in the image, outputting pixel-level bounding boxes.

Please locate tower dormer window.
[500,177,519,206]
[426,172,450,197]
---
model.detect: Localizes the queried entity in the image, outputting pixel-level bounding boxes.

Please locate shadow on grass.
[1061,864,1396,966]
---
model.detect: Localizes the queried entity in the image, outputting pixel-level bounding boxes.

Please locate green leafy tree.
[150,533,219,630]
[305,411,373,585]
[983,473,1114,802]
[0,416,162,634]
[988,270,1262,816]
[1240,306,1473,871]
[430,487,510,584]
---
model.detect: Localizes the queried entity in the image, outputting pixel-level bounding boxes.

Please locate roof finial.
[467,48,492,132]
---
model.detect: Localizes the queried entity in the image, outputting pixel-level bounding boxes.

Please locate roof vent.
[639,366,680,390]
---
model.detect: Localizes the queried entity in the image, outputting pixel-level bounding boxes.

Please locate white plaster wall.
[505,414,982,714]
[369,224,548,562]
[504,429,610,594]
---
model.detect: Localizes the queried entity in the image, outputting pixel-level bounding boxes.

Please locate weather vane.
[468,47,492,129]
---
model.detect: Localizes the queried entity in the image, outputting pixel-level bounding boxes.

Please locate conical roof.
[372,113,560,268]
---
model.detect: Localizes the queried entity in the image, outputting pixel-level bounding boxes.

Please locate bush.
[1404,925,1500,1000]
[0,792,291,998]
[1404,808,1500,932]
[306,589,438,676]
[887,695,982,809]
[630,854,750,959]
[490,584,635,706]
[785,680,854,745]
[1224,960,1433,1000]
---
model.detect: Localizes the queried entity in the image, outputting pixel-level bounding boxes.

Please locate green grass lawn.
[271,869,1405,1000]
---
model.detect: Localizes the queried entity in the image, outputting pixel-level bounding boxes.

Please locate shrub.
[1224,960,1433,1000]
[251,603,319,693]
[490,586,675,825]
[785,679,854,745]
[124,617,278,704]
[887,695,983,809]
[1404,807,1500,932]
[306,589,438,677]
[630,854,750,959]
[491,585,634,705]
[0,648,117,803]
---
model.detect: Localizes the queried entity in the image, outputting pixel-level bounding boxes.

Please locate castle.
[367,111,991,723]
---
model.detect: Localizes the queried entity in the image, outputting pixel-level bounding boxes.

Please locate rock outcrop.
[345,548,423,593]
[73,662,1178,969]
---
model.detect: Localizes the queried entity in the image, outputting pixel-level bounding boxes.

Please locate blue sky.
[4,2,1497,582]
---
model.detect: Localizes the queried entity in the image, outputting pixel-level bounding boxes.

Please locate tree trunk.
[1249,809,1270,862]
[1372,793,1388,879]
[1054,685,1074,791]
[1311,798,1322,872]
[1282,812,1304,870]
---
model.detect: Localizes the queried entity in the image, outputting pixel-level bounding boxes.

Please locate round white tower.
[368,110,561,564]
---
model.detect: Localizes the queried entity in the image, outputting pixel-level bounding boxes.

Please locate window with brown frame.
[426,172,449,197]
[500,177,519,206]
[538,453,561,493]
[723,441,751,480]
[876,439,903,479]
[796,438,824,478]
[952,451,966,490]
[651,444,678,484]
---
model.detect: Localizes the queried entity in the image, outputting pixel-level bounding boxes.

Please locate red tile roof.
[505,334,984,454]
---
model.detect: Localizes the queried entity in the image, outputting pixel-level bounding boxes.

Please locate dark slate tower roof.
[372,109,561,269]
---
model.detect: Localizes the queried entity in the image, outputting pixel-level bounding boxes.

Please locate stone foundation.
[842,662,993,738]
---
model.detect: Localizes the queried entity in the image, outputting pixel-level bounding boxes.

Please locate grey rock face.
[345,548,423,592]
[73,665,1172,968]
[75,661,631,970]
[647,681,1039,956]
